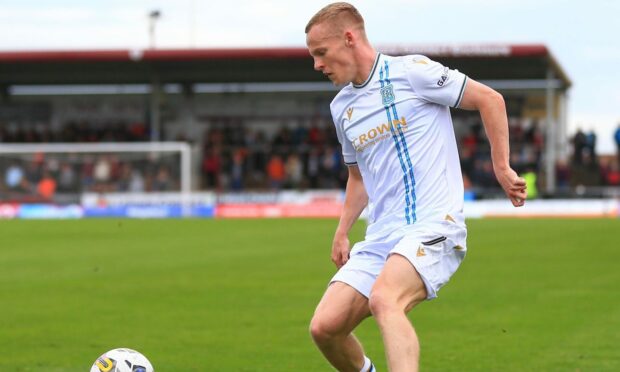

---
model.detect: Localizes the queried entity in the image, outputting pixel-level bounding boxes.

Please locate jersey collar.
[352,53,381,89]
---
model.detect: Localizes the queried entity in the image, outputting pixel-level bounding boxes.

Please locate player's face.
[306,23,355,85]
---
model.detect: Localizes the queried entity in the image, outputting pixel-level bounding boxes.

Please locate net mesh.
[1,145,184,203]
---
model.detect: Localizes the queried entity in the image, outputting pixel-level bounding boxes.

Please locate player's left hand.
[495,167,527,207]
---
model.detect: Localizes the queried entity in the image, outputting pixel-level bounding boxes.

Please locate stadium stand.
[0,45,573,200]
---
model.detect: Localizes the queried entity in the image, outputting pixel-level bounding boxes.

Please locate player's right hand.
[331,233,351,269]
[495,167,527,207]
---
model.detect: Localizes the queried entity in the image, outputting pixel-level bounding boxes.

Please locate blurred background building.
[0,44,618,214]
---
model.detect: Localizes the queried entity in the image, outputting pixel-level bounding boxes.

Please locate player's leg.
[309,281,371,372]
[370,222,468,372]
[368,254,427,372]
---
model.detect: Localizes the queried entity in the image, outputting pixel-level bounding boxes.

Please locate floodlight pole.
[150,76,161,142]
[545,69,556,195]
[558,92,569,162]
[148,10,161,49]
[190,0,196,47]
[148,10,162,143]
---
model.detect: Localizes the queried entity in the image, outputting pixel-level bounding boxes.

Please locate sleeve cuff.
[453,76,468,108]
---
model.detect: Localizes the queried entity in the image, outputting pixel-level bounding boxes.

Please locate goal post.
[0,142,193,216]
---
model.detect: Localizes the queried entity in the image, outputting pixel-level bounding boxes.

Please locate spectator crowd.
[2,117,619,202]
[200,120,346,192]
[567,127,620,188]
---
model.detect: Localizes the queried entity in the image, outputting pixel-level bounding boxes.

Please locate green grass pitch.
[1,218,619,371]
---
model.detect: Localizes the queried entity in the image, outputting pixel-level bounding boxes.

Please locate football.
[90,348,154,372]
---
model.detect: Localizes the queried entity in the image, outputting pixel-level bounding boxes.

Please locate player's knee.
[368,290,399,319]
[309,314,341,343]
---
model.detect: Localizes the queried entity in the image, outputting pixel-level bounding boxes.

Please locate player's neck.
[352,46,378,86]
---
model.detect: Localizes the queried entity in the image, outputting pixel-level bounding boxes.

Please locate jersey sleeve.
[404,55,468,108]
[331,106,357,165]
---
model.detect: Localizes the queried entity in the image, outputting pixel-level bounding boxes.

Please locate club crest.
[381,84,395,106]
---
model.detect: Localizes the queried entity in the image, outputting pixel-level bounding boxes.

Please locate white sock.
[360,355,373,372]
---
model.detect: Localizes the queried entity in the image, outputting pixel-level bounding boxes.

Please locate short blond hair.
[305,2,365,34]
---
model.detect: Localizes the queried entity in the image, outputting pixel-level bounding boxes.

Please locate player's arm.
[458,79,527,207]
[332,165,368,268]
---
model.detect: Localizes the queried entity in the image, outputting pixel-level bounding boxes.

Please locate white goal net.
[0,142,191,206]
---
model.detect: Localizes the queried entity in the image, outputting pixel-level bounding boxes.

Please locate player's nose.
[313,58,324,72]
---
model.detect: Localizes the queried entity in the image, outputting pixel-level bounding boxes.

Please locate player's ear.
[344,31,354,47]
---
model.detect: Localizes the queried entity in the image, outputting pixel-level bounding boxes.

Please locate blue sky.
[0,0,618,153]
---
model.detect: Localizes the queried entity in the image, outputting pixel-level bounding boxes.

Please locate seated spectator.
[606,163,620,186]
[5,163,25,191]
[229,150,245,191]
[57,163,77,192]
[285,153,304,189]
[267,154,285,190]
[615,124,620,166]
[152,166,172,191]
[129,169,145,193]
[202,147,222,189]
[555,160,571,191]
[37,171,56,200]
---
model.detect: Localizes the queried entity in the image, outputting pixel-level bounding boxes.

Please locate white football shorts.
[330,217,467,300]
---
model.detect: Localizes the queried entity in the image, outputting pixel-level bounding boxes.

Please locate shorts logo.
[416,246,426,257]
[380,84,395,106]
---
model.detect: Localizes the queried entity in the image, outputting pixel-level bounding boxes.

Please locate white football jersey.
[331,53,468,239]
